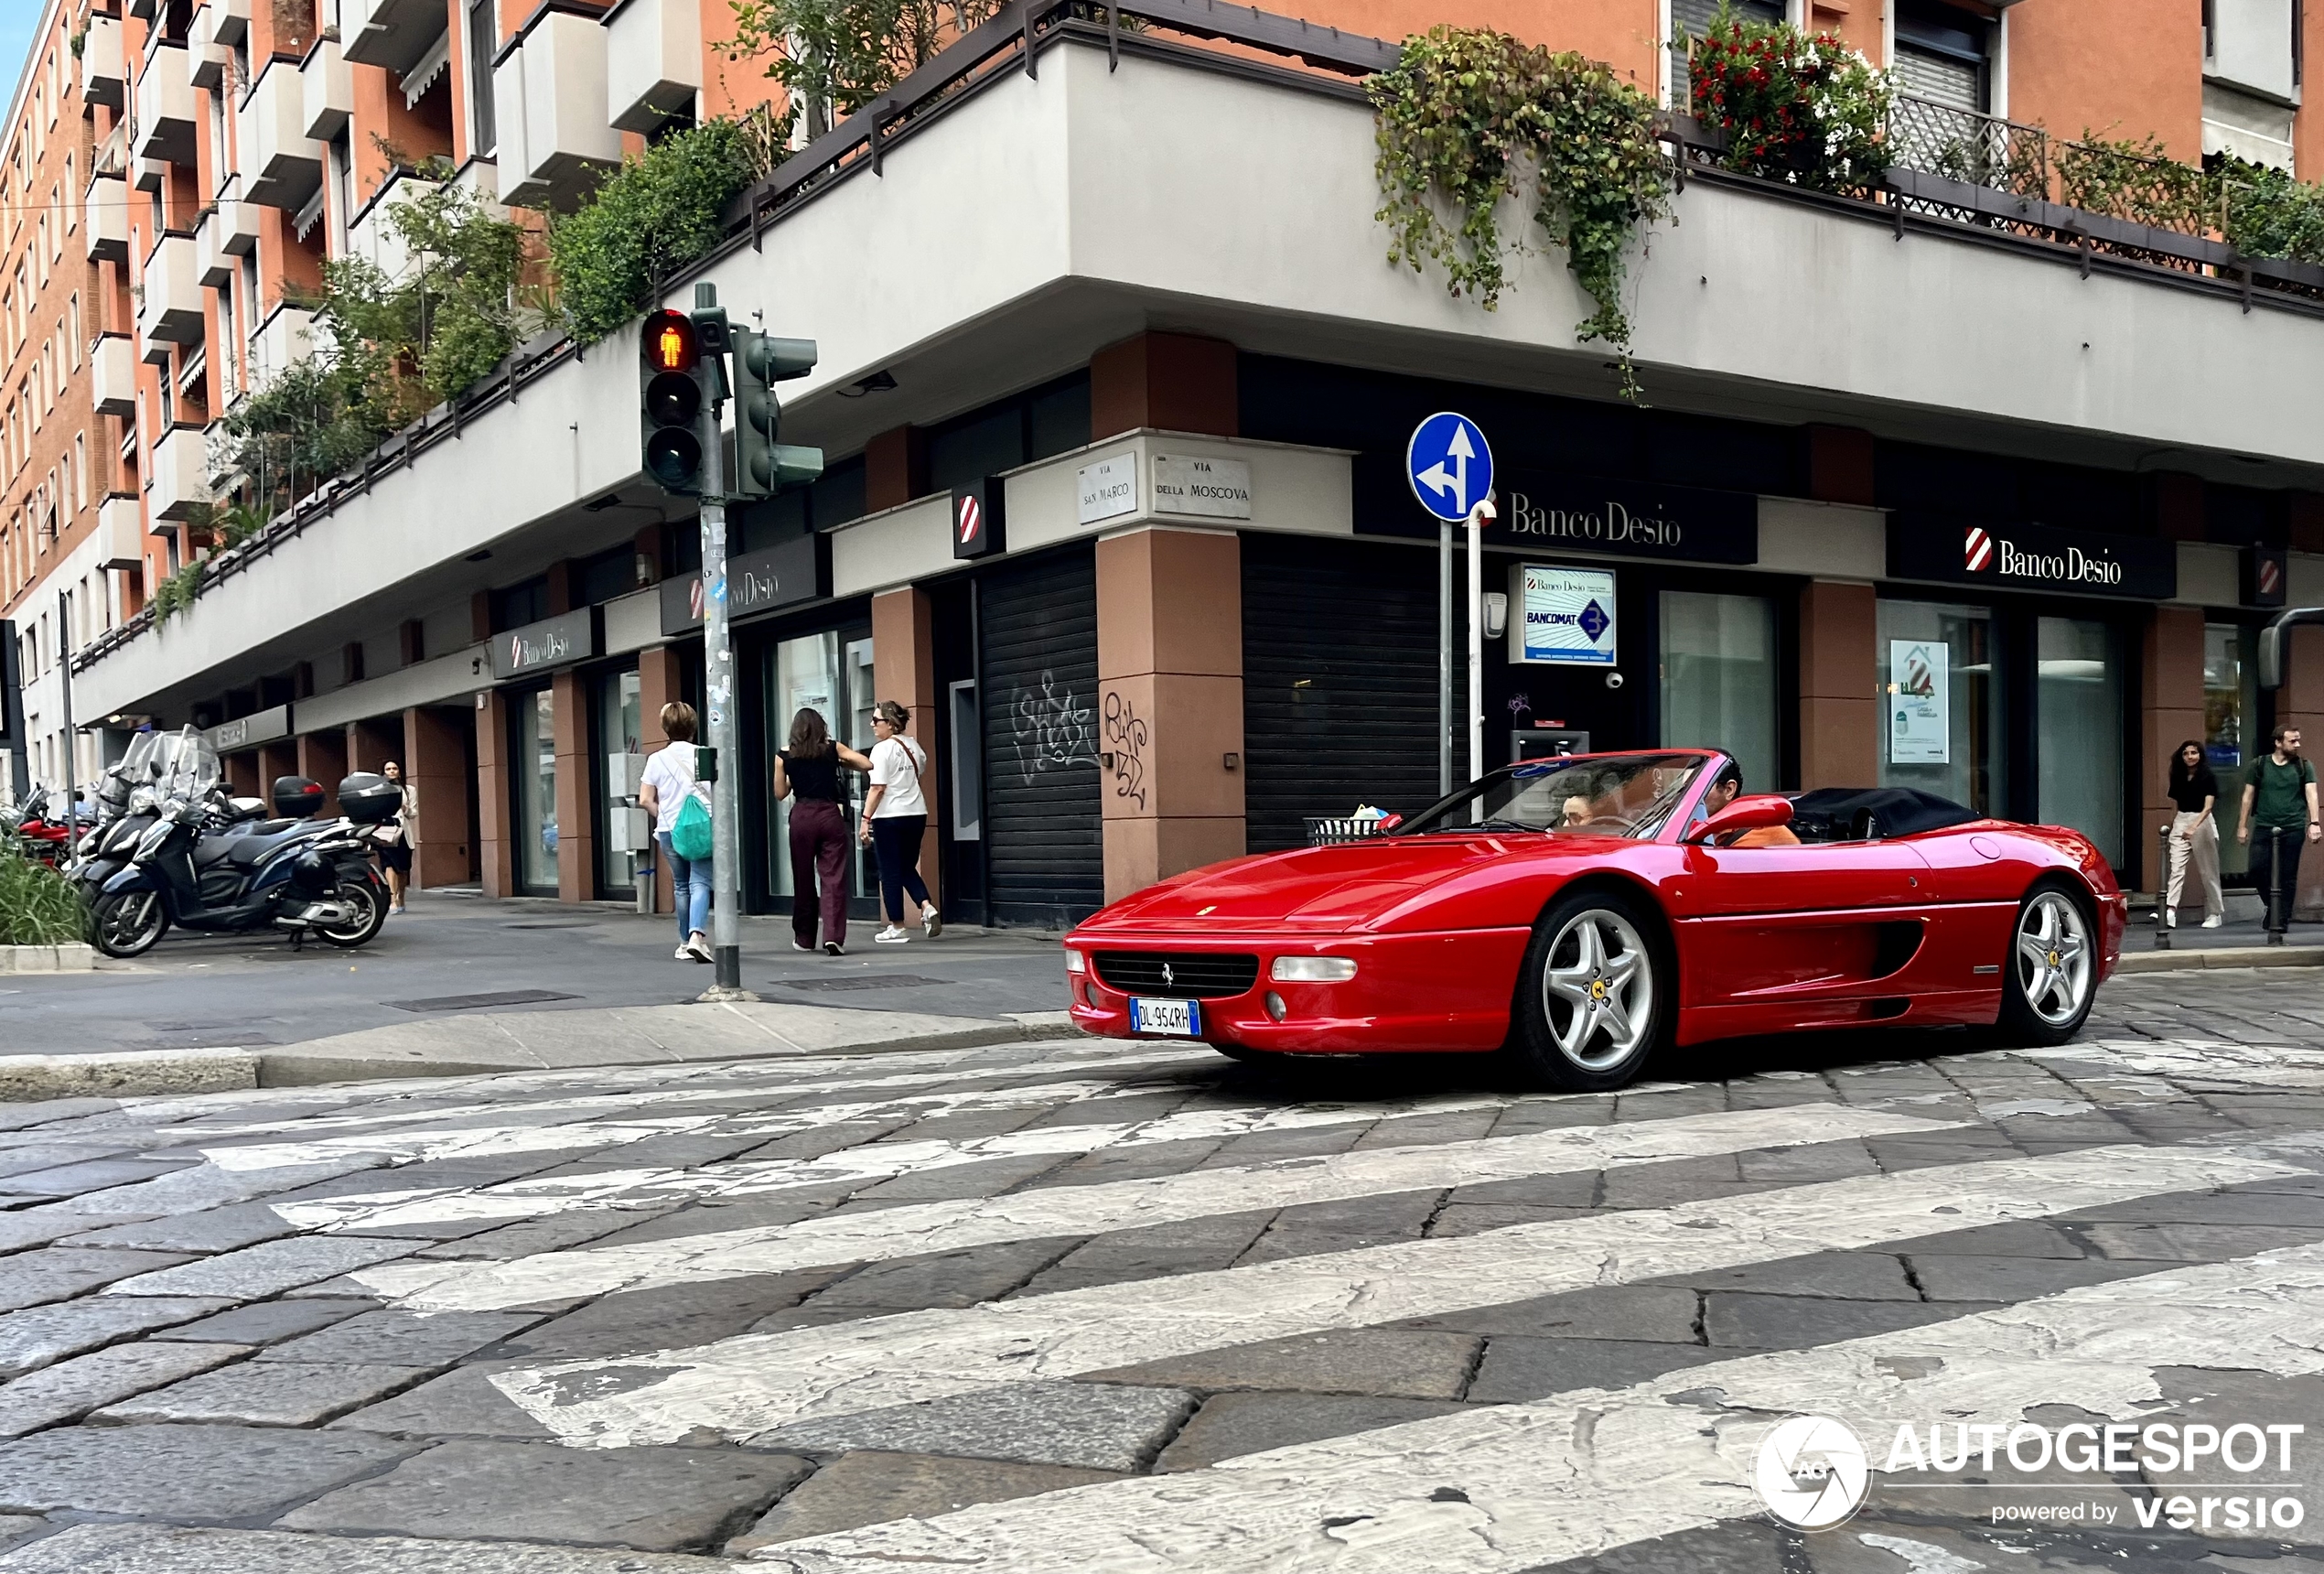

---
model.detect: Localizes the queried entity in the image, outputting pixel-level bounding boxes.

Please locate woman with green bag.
[638,701,714,964]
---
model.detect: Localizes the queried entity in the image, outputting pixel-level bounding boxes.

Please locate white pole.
[1466,499,1495,789]
[1437,516,1453,796]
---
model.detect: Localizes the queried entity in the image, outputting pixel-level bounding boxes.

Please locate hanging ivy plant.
[1371,27,1671,398]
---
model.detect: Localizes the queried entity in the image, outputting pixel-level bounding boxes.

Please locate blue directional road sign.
[1405,412,1495,523]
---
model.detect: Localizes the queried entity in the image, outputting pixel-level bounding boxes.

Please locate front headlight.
[1272,956,1358,983]
[1063,948,1087,975]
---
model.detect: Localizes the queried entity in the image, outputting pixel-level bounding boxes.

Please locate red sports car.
[1063,749,2125,1090]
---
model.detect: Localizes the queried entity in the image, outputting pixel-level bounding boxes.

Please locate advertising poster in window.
[1888,639,1950,764]
[1512,566,1619,666]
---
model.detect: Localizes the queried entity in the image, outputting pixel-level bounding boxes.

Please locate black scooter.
[81,770,397,959]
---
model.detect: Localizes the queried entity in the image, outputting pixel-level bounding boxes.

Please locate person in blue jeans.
[638,700,712,964]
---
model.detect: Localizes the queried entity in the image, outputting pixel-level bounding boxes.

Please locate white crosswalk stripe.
[488,1137,2305,1448]
[743,1239,2324,1573]
[352,1103,1952,1310]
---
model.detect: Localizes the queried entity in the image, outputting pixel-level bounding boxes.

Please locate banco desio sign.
[490,608,599,681]
[657,534,828,638]
[1888,514,2175,601]
[1498,472,1758,565]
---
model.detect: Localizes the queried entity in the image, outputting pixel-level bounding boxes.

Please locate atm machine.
[1512,728,1590,763]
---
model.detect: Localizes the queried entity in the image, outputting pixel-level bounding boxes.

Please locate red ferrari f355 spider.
[1063,749,2125,1090]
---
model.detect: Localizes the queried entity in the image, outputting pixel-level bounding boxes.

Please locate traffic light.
[731,329,825,499]
[640,309,707,495]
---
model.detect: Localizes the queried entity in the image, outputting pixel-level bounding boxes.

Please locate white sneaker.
[875,925,909,944]
[686,933,714,963]
[793,939,814,953]
[2202,914,2224,929]
[674,945,694,962]
[2163,910,2177,929]
[825,941,845,956]
[921,903,942,939]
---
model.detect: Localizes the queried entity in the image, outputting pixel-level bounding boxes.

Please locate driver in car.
[1698,759,1802,847]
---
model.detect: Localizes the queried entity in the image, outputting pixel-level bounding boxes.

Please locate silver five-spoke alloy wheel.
[1541,907,1654,1072]
[2015,889,2093,1028]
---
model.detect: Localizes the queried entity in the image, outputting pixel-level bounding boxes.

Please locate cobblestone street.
[0,972,2320,1569]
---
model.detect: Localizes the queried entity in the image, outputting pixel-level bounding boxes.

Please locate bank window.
[515,688,558,895]
[2034,617,2124,866]
[1659,590,1778,792]
[1877,599,2006,814]
[2205,622,2259,877]
[764,630,877,905]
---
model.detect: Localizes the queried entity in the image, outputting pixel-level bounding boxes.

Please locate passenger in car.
[1700,759,1802,848]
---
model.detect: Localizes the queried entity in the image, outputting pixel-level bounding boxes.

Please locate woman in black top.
[774,708,871,954]
[2163,738,2223,929]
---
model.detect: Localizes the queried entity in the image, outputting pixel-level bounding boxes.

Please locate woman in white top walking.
[858,699,941,944]
[637,701,713,964]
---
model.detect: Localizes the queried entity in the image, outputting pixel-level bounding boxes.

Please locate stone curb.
[253,1013,1088,1089]
[0,1047,261,1103]
[2115,944,2324,973]
[0,943,95,974]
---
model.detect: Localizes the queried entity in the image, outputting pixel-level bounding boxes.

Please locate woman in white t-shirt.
[637,701,712,964]
[857,699,941,944]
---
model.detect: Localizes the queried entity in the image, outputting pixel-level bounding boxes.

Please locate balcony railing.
[85,171,129,262]
[91,333,136,415]
[80,13,125,106]
[148,424,215,522]
[135,232,205,350]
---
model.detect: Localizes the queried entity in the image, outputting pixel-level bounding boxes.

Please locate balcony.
[135,232,205,352]
[132,43,197,166]
[346,171,444,278]
[203,0,249,45]
[148,424,214,523]
[301,37,353,140]
[193,206,231,285]
[97,495,145,570]
[342,0,447,74]
[606,0,700,133]
[79,13,124,106]
[213,178,264,255]
[91,332,136,416]
[238,59,323,210]
[495,11,621,209]
[85,171,129,261]
[246,302,314,388]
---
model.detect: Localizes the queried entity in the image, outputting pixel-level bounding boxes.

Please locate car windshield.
[1396,752,1712,840]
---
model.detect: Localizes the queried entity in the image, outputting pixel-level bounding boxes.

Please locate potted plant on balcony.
[1684,5,1891,194]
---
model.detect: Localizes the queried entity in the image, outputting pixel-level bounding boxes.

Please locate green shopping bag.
[672,791,713,862]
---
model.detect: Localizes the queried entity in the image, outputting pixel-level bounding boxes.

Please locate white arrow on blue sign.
[1405,412,1495,523]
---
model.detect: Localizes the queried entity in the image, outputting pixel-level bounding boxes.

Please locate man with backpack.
[2237,724,2321,938]
[639,701,714,964]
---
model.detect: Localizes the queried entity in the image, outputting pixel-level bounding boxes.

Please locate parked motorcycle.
[75,733,398,959]
[13,789,73,867]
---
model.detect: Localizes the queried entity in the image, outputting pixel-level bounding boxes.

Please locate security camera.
[1605,672,1625,690]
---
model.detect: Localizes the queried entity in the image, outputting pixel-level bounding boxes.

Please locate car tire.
[1996,878,2099,1047]
[90,890,167,959]
[1508,886,1674,1092]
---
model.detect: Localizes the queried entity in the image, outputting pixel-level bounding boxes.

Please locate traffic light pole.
[698,416,746,996]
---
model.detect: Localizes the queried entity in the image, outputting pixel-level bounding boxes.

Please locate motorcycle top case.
[337,773,403,825]
[273,776,327,818]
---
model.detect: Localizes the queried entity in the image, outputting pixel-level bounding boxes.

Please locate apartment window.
[468,0,498,155]
[34,214,48,284]
[217,278,236,392]
[1894,0,1991,113]
[71,433,84,510]
[48,187,59,259]
[61,154,70,228]
[328,132,353,253]
[67,296,78,366]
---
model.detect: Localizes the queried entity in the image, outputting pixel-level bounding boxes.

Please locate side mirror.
[1684,793,1794,846]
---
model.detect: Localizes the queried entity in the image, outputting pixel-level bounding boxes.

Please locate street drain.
[764,974,949,992]
[385,988,581,1012]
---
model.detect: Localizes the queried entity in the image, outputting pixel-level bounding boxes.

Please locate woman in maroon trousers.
[772,708,871,955]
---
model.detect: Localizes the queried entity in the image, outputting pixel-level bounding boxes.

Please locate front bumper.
[1063,928,1532,1053]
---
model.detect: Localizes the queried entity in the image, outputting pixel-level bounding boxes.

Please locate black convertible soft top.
[1786,786,1982,842]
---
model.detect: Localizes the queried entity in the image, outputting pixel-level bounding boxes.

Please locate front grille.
[1092,951,1261,999]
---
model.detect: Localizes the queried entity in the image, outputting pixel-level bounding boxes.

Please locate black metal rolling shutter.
[1243,534,1442,853]
[981,545,1103,926]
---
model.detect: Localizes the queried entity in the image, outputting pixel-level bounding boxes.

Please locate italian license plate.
[1130,997,1202,1037]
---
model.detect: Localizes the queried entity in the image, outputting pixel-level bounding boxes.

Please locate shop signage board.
[1887,515,2176,600]
[1512,564,1619,665]
[1405,412,1494,523]
[952,479,1006,560]
[491,608,598,681]
[1497,471,1758,564]
[1077,454,1138,526]
[206,703,292,752]
[1154,454,1253,519]
[658,535,825,637]
[1887,640,1950,764]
